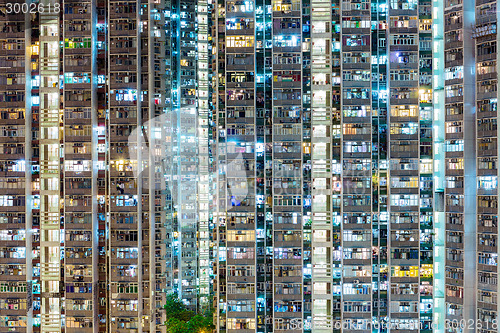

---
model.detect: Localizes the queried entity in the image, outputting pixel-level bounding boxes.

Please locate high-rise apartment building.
[474,0,498,330]
[212,0,446,331]
[2,0,500,333]
[441,0,476,327]
[0,0,211,332]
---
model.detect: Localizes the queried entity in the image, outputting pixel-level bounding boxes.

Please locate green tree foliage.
[164,294,214,333]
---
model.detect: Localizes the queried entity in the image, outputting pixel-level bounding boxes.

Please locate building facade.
[442,0,476,328]
[1,0,500,333]
[474,0,498,330]
[211,0,475,332]
[0,0,211,332]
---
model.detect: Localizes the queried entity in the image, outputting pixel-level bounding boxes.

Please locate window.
[478,252,498,266]
[0,196,24,207]
[228,247,255,260]
[478,138,497,153]
[446,267,464,280]
[478,99,497,113]
[227,230,255,242]
[112,265,137,278]
[445,66,464,80]
[274,247,301,259]
[226,318,255,330]
[227,300,255,312]
[343,124,370,135]
[390,122,418,135]
[479,272,497,286]
[342,35,369,47]
[0,282,27,293]
[391,176,418,188]
[390,34,417,45]
[478,157,497,171]
[342,17,370,29]
[477,79,497,94]
[391,284,418,295]
[445,30,463,43]
[111,19,136,31]
[274,265,302,277]
[446,121,463,134]
[478,61,496,75]
[343,301,371,312]
[478,195,498,209]
[392,52,418,65]
[343,105,369,117]
[343,141,370,153]
[110,37,136,49]
[390,0,418,10]
[64,72,91,84]
[0,39,25,51]
[343,177,370,191]
[114,247,138,259]
[275,283,301,295]
[65,125,92,137]
[342,52,370,64]
[390,16,418,28]
[478,176,497,190]
[478,117,497,133]
[445,140,464,152]
[390,141,418,155]
[274,300,302,312]
[478,291,497,305]
[391,266,419,277]
[274,231,301,243]
[65,108,91,119]
[227,283,255,294]
[343,88,369,99]
[390,70,418,81]
[342,0,369,11]
[478,41,497,57]
[343,70,370,82]
[115,89,137,101]
[420,160,433,173]
[343,248,371,260]
[273,142,301,154]
[446,103,463,115]
[274,124,300,136]
[0,316,27,328]
[446,176,463,189]
[343,283,371,295]
[274,213,299,225]
[343,214,370,226]
[227,36,254,48]
[420,19,432,31]
[391,105,417,117]
[227,265,255,277]
[390,301,418,313]
[343,195,370,207]
[420,88,433,103]
[391,87,417,100]
[114,214,134,224]
[64,38,91,49]
[0,248,25,259]
[390,159,418,171]
[113,72,137,83]
[226,18,254,31]
[391,248,419,260]
[227,124,255,136]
